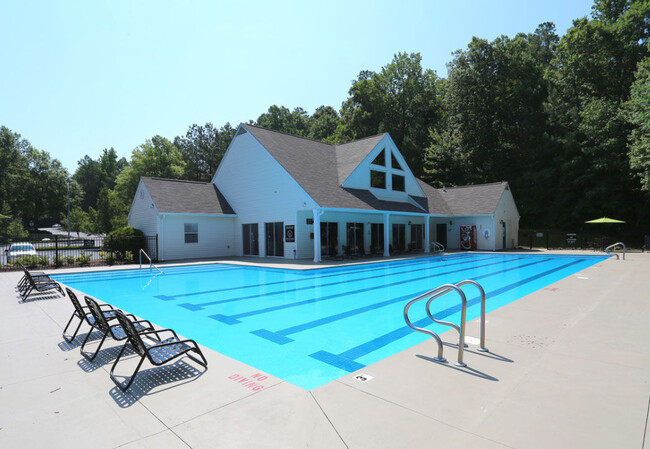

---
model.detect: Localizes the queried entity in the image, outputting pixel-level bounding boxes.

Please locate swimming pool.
[52,253,608,389]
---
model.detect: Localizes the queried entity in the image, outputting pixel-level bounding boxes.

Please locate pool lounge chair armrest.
[138,328,179,340]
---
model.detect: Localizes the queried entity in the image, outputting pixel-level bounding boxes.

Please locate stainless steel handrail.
[605,242,626,260]
[404,284,468,366]
[139,249,163,274]
[432,241,445,252]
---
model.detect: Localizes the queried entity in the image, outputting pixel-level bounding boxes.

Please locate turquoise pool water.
[52,253,608,389]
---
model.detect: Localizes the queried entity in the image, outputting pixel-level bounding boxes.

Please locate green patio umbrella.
[584,217,626,224]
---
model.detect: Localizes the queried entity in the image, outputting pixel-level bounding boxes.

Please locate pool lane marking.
[181,255,488,311]
[52,264,245,283]
[161,255,474,302]
[310,258,588,372]
[251,257,553,344]
[207,257,525,323]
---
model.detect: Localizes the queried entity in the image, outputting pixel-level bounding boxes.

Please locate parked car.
[6,242,37,262]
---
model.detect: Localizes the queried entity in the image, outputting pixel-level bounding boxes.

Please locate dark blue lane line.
[251,257,552,344]
[176,255,480,309]
[53,265,245,284]
[157,254,475,301]
[207,257,524,323]
[310,258,586,372]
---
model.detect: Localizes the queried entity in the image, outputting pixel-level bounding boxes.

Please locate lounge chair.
[20,268,64,300]
[62,288,118,343]
[80,296,155,361]
[110,310,208,391]
[17,263,48,294]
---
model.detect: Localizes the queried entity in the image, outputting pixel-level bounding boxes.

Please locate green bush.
[99,251,115,265]
[65,255,75,265]
[54,255,64,267]
[14,255,39,268]
[76,252,91,266]
[37,255,49,266]
[103,226,146,261]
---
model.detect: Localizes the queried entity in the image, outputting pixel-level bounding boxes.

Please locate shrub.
[103,226,146,261]
[15,255,39,268]
[65,255,76,265]
[54,255,64,267]
[38,255,49,266]
[76,252,91,266]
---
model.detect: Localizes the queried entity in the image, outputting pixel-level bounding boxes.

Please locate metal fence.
[518,229,625,250]
[0,235,158,271]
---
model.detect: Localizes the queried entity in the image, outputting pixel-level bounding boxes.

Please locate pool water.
[52,253,608,390]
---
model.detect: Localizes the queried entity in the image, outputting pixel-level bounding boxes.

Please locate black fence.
[518,229,640,250]
[0,235,158,271]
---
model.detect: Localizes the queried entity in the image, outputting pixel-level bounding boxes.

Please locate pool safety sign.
[285,225,295,242]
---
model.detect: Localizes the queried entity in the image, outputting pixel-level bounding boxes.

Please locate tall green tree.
[114,136,185,206]
[336,52,441,175]
[255,106,311,137]
[627,56,650,190]
[174,122,235,181]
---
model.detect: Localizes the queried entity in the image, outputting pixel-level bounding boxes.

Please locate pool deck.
[1,251,649,448]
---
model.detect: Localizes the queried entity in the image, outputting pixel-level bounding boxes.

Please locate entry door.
[502,221,506,249]
[321,222,338,256]
[411,224,423,250]
[371,223,384,253]
[265,222,284,257]
[436,223,447,247]
[243,223,259,256]
[346,223,364,254]
[392,223,406,251]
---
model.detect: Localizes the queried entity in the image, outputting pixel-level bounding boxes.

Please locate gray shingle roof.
[241,124,511,216]
[142,177,235,215]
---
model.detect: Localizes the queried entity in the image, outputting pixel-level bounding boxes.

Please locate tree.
[255,106,311,137]
[174,122,235,181]
[68,207,90,238]
[627,57,650,190]
[114,136,186,205]
[336,53,442,175]
[308,106,340,142]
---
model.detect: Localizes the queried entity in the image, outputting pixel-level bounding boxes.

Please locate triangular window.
[391,152,402,170]
[372,148,385,166]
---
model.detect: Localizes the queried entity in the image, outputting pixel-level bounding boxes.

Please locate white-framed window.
[184,223,198,243]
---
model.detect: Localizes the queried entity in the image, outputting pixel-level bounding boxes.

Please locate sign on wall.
[285,225,295,242]
[306,218,314,225]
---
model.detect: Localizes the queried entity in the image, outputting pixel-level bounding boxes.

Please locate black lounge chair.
[20,268,64,300]
[80,296,155,361]
[62,288,118,343]
[110,310,208,391]
[17,263,48,294]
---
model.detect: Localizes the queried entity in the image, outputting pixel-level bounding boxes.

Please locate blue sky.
[1,0,595,173]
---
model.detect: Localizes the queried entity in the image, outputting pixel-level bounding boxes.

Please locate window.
[392,174,405,191]
[391,152,402,170]
[184,223,198,243]
[370,170,386,189]
[371,148,386,166]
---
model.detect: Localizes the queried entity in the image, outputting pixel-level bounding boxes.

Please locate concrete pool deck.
[1,251,648,448]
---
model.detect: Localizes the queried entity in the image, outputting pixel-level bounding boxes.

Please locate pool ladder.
[431,241,445,253]
[403,280,488,367]
[605,242,626,260]
[139,249,164,274]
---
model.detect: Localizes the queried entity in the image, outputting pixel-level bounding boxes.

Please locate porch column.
[383,213,390,257]
[313,208,321,263]
[424,216,430,253]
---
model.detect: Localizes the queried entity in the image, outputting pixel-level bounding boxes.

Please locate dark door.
[411,224,423,250]
[392,223,406,251]
[243,223,259,256]
[265,222,284,257]
[502,221,506,249]
[370,223,384,253]
[346,223,364,255]
[321,222,338,257]
[436,223,447,247]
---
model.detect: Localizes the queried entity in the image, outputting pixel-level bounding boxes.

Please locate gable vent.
[237,127,248,135]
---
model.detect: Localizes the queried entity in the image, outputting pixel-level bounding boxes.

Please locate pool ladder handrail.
[139,249,163,274]
[605,242,625,260]
[431,241,445,252]
[404,280,488,367]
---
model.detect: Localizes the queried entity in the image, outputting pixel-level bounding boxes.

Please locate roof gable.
[141,177,235,215]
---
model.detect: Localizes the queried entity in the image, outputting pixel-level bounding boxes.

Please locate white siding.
[213,131,318,258]
[342,135,426,203]
[159,214,235,261]
[127,181,159,236]
[494,189,520,249]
